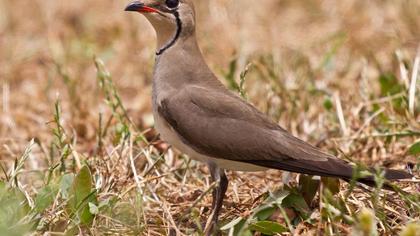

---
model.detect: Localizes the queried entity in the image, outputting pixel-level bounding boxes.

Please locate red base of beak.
[125,1,158,13]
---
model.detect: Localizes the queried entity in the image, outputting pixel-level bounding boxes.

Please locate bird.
[124,0,412,235]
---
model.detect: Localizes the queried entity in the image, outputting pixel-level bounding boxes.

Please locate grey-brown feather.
[159,87,331,166]
[157,86,412,181]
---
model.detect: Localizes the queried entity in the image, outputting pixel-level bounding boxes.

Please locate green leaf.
[379,73,404,96]
[282,193,311,219]
[378,73,406,112]
[34,185,57,213]
[220,217,243,231]
[255,206,277,221]
[268,189,290,206]
[223,58,240,92]
[321,177,340,195]
[299,175,320,205]
[237,229,253,236]
[408,141,420,156]
[60,174,74,199]
[233,219,253,236]
[249,221,288,235]
[67,166,96,225]
[0,185,34,236]
[323,97,333,111]
[0,181,5,195]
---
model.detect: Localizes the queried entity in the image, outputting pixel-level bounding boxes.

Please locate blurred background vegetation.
[0,0,419,235]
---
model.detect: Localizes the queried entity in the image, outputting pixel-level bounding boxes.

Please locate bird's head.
[125,0,196,55]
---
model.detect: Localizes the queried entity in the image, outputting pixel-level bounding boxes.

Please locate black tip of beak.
[125,1,144,12]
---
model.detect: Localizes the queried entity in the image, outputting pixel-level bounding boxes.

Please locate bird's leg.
[204,163,228,236]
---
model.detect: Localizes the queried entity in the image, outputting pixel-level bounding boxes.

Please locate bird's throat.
[156,11,182,56]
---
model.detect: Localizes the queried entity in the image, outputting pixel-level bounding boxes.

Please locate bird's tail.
[250,157,412,189]
[346,168,412,190]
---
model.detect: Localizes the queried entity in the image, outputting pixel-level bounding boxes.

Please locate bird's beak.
[125,1,158,13]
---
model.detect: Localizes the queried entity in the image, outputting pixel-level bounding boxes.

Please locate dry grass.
[0,0,419,235]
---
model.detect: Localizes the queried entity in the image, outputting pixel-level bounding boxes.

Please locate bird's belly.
[153,112,267,172]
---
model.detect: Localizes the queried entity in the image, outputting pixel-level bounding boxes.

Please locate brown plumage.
[157,86,411,182]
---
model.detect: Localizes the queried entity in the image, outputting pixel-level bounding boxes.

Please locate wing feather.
[156,85,412,182]
[158,86,334,164]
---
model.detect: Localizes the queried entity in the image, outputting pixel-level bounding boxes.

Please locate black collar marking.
[156,11,182,56]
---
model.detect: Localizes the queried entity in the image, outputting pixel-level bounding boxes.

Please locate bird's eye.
[165,0,179,9]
